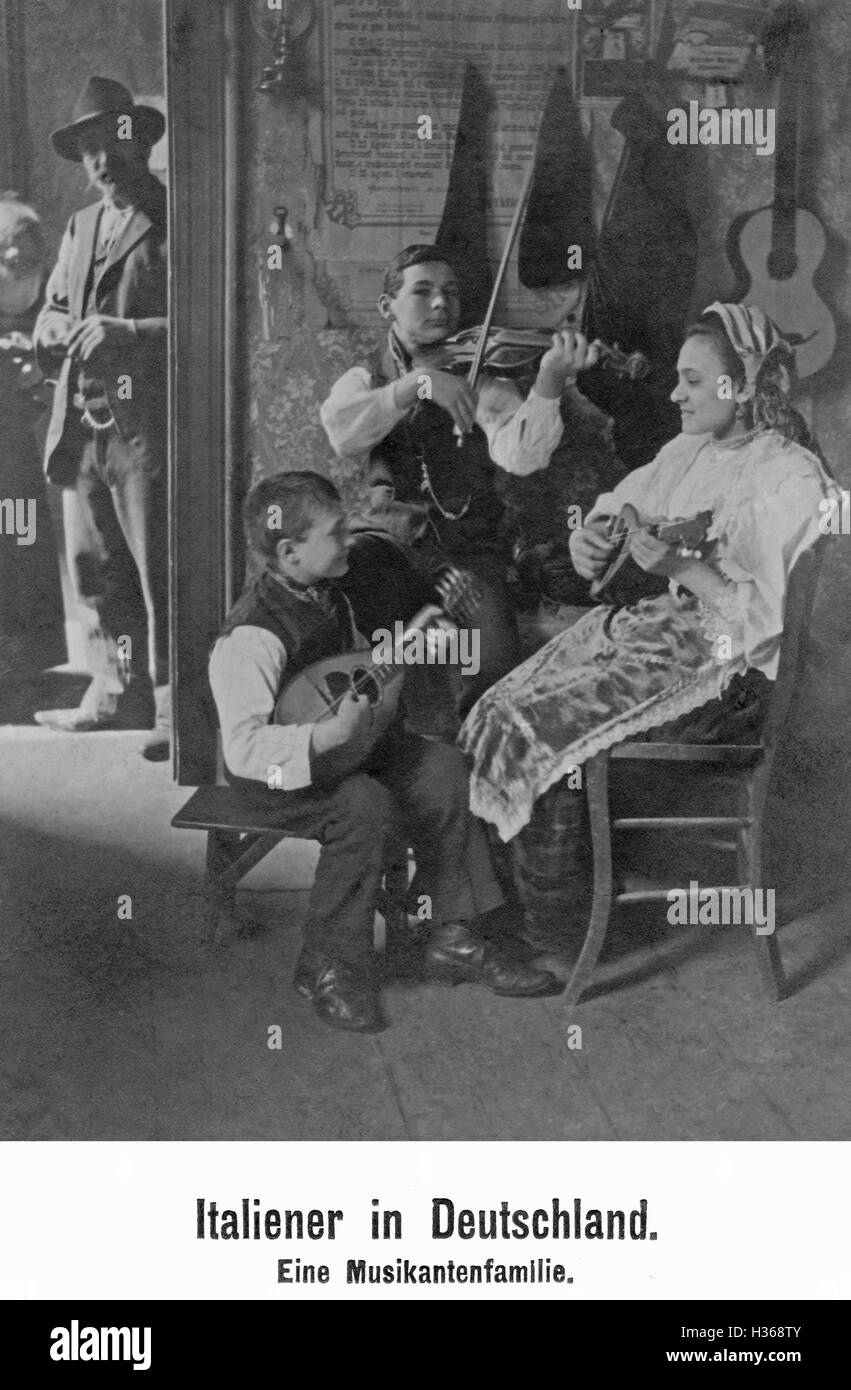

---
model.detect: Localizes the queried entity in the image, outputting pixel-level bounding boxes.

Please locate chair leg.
[738,765,785,1000]
[564,753,614,1005]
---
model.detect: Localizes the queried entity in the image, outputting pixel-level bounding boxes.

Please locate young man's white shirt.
[320,368,565,477]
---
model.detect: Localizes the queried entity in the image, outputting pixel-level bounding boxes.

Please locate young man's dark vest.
[372,352,508,565]
[222,572,357,798]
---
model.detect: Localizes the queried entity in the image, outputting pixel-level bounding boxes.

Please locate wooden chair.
[172,786,410,947]
[564,542,826,1006]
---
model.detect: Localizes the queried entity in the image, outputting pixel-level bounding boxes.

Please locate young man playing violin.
[320,244,599,717]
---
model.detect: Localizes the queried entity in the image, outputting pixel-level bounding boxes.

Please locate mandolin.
[589,503,714,609]
[728,1,835,378]
[273,566,480,784]
[0,330,40,393]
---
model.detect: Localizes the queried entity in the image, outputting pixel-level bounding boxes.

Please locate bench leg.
[204,829,300,946]
[204,829,241,943]
[564,753,614,1005]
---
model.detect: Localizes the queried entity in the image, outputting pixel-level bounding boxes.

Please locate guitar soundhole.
[350,665,383,707]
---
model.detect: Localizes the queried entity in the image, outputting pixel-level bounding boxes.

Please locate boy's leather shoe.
[425,921,563,997]
[293,948,329,1000]
[293,957,386,1033]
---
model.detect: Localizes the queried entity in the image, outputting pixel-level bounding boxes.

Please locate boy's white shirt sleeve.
[319,366,406,457]
[320,364,564,473]
[209,626,315,789]
[476,378,564,475]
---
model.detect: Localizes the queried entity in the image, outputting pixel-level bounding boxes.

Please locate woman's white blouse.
[586,430,838,679]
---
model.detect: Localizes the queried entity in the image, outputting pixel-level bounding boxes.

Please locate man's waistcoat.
[35,178,167,484]
[372,348,508,561]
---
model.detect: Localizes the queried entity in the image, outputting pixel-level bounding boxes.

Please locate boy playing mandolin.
[320,244,599,717]
[208,470,561,1033]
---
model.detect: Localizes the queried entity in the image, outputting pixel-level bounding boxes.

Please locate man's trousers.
[61,421,168,709]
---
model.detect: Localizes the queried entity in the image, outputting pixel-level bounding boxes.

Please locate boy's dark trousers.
[229,729,504,968]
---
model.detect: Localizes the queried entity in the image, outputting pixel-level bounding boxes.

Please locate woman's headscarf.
[703,300,792,389]
[699,300,810,445]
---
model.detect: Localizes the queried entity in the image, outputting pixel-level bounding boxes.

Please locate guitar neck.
[765,2,811,273]
[771,65,802,262]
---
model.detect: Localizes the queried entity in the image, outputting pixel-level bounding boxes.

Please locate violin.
[416,325,650,383]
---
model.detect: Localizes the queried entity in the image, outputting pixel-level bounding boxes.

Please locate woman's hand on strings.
[536,330,600,399]
[631,527,688,579]
[569,518,615,580]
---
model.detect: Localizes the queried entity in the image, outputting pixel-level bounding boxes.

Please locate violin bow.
[454,108,545,443]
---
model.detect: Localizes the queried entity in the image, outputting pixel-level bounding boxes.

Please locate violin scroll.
[593,339,650,382]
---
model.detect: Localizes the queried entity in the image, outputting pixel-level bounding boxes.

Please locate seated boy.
[208,470,561,1033]
[320,244,598,716]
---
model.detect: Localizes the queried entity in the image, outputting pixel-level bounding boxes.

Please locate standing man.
[33,77,169,755]
[320,245,596,719]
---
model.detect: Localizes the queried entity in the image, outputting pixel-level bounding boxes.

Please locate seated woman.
[459,302,838,951]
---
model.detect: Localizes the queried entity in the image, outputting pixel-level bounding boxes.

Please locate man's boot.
[293,949,386,1034]
[424,920,563,997]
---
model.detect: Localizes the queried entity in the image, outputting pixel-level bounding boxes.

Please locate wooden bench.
[172,786,410,947]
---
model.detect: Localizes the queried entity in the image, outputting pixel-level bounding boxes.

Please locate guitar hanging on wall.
[728,0,835,378]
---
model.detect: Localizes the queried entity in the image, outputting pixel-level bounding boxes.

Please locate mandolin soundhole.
[350,666,383,706]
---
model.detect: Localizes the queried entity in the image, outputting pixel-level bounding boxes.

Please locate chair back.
[760,538,829,750]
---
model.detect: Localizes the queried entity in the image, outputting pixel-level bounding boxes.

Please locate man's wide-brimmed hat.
[50,76,165,162]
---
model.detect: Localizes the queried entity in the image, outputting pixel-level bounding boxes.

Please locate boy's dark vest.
[222,572,357,796]
[372,353,508,563]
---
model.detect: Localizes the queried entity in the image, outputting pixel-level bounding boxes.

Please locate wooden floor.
[1,709,850,1142]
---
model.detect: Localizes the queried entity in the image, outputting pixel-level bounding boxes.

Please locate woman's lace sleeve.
[695,582,744,647]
